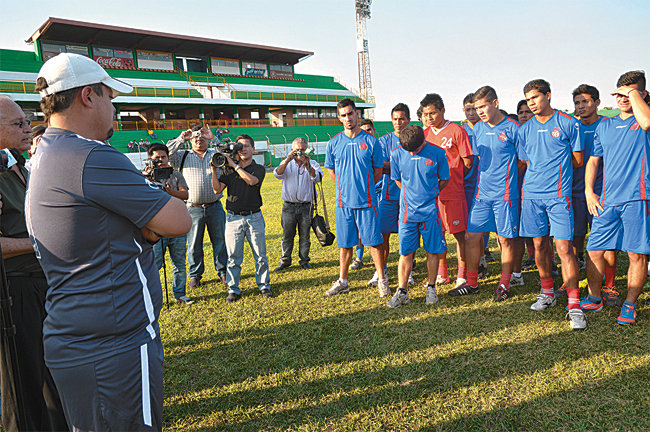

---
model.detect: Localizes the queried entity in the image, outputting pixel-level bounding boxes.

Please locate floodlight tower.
[355,0,374,118]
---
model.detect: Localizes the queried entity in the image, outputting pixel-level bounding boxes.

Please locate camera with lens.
[294,150,303,157]
[143,158,173,184]
[191,130,202,138]
[211,138,243,173]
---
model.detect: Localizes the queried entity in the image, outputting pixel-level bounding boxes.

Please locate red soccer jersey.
[425,121,473,200]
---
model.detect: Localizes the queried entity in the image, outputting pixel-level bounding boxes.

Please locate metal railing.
[0,79,202,98]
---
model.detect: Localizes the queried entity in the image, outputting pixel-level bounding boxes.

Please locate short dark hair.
[337,98,356,110]
[399,125,425,152]
[147,143,169,156]
[35,77,104,118]
[236,134,255,147]
[572,84,599,101]
[523,79,551,95]
[473,86,498,103]
[359,118,374,128]
[616,70,646,91]
[516,100,529,113]
[508,113,519,121]
[463,93,475,106]
[416,106,423,120]
[420,93,444,111]
[30,124,46,140]
[391,102,410,119]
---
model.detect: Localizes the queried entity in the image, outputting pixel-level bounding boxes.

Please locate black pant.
[0,276,68,431]
[280,202,313,265]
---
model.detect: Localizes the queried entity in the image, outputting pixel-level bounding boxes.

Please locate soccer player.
[386,125,449,308]
[324,99,388,297]
[517,100,533,124]
[420,93,473,288]
[583,70,650,324]
[517,79,586,330]
[455,86,522,300]
[368,103,411,286]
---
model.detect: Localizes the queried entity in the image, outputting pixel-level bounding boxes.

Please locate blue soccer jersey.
[463,123,480,183]
[325,130,383,208]
[573,116,605,197]
[593,114,650,205]
[473,116,521,201]
[379,132,402,201]
[517,110,583,199]
[390,143,450,223]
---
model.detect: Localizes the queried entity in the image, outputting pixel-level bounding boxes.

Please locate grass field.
[159,173,650,431]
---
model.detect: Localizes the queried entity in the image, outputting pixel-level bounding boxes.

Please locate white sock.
[513,272,522,278]
[339,278,348,285]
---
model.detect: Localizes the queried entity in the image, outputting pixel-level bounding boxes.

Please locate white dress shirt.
[274,159,323,203]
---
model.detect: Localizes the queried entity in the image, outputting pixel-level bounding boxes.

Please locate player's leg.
[388,221,418,308]
[326,207,358,296]
[421,216,446,303]
[547,197,580,313]
[357,206,388,295]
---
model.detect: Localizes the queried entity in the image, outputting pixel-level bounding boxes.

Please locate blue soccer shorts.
[572,196,591,237]
[398,215,447,256]
[379,198,399,234]
[468,198,520,238]
[586,200,650,254]
[520,197,574,241]
[335,206,383,249]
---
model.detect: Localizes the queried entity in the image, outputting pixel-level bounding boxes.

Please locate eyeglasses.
[0,119,31,129]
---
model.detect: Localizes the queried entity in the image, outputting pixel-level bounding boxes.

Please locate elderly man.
[27,53,191,431]
[167,125,228,287]
[273,137,323,271]
[0,96,67,431]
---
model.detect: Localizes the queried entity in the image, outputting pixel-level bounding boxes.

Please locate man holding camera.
[0,95,67,431]
[273,137,323,271]
[27,53,191,431]
[167,125,228,288]
[146,143,194,304]
[211,134,271,303]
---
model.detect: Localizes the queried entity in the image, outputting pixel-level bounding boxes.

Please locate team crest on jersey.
[551,127,561,138]
[425,158,434,166]
[359,141,368,150]
[631,121,640,131]
[498,131,507,141]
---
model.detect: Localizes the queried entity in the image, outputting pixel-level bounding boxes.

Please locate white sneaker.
[510,274,525,286]
[408,272,415,285]
[367,271,379,287]
[387,290,410,308]
[176,295,195,305]
[530,293,557,311]
[425,284,439,305]
[378,278,391,297]
[567,308,587,330]
[455,278,467,288]
[325,280,349,296]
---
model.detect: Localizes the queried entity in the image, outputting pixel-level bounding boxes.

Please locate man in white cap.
[26,53,191,431]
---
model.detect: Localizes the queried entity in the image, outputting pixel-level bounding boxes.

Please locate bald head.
[0,96,32,150]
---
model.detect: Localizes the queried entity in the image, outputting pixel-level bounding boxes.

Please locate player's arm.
[461,156,473,171]
[373,167,382,184]
[614,87,650,130]
[144,198,192,239]
[584,155,603,217]
[382,160,391,175]
[328,168,336,182]
[439,179,449,191]
[572,150,584,168]
[395,180,401,189]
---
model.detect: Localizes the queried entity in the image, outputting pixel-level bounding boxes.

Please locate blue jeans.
[225,211,270,295]
[153,235,187,299]
[187,202,227,280]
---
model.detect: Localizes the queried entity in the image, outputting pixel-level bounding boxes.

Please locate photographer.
[211,134,271,303]
[167,125,227,288]
[0,95,67,431]
[273,137,323,271]
[145,143,194,304]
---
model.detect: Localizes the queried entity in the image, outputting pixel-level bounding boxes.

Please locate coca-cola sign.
[94,56,135,69]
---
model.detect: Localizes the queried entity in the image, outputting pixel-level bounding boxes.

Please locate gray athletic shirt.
[25,128,171,368]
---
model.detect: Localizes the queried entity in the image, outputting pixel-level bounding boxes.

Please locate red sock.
[604,265,615,288]
[541,278,554,296]
[438,262,448,278]
[567,287,580,310]
[499,273,512,290]
[468,270,479,287]
[458,266,467,279]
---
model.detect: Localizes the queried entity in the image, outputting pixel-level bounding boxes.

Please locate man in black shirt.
[211,134,271,302]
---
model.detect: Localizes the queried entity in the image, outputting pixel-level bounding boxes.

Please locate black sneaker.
[484,249,496,262]
[448,282,479,296]
[522,257,536,271]
[226,292,241,303]
[260,288,274,298]
[478,258,489,280]
[492,284,509,302]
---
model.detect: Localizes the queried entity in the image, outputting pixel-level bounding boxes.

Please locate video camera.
[211,138,243,173]
[143,158,173,184]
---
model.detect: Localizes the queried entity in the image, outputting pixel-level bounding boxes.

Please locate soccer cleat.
[425,283,439,304]
[577,257,586,272]
[510,274,525,286]
[522,257,537,271]
[617,302,637,325]
[350,257,364,270]
[478,256,489,279]
[176,295,195,305]
[378,278,391,298]
[567,308,587,330]
[492,284,509,302]
[602,287,621,307]
[325,280,349,297]
[367,271,379,287]
[408,272,415,285]
[484,249,496,262]
[387,290,410,308]
[530,293,556,311]
[555,283,568,298]
[579,296,603,312]
[436,274,450,285]
[455,278,467,288]
[448,282,479,296]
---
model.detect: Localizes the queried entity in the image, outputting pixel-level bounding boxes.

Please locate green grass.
[158,174,650,431]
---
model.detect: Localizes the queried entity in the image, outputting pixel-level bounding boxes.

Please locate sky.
[1,0,649,120]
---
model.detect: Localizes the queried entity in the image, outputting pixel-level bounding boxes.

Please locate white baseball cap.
[37,53,133,98]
